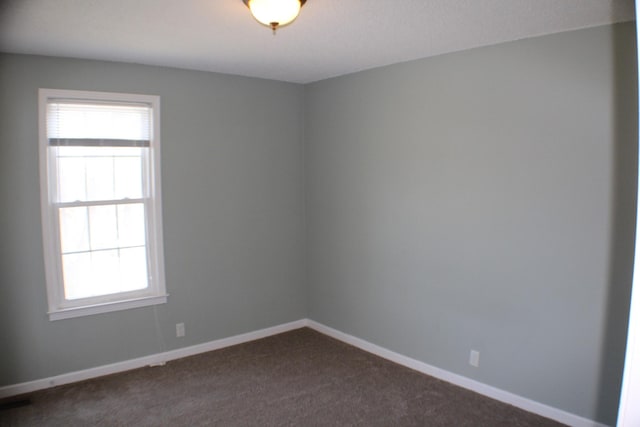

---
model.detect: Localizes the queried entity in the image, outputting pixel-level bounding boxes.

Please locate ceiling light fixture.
[243,0,307,34]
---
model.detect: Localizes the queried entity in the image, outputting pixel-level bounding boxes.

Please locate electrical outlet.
[469,350,480,367]
[176,323,185,337]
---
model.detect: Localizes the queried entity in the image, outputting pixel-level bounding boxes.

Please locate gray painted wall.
[305,22,637,425]
[0,55,307,385]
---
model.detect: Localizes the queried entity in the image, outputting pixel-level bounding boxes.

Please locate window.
[39,89,167,321]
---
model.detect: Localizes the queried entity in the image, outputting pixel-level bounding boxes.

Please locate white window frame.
[39,88,167,321]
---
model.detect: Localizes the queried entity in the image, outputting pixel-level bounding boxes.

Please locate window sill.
[48,294,168,321]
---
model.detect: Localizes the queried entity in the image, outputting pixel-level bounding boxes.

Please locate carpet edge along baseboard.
[0,318,609,427]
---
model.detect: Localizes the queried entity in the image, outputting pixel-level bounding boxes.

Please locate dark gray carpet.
[0,328,565,426]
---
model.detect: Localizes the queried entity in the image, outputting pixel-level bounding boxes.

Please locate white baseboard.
[306,320,608,427]
[0,319,307,399]
[0,318,608,427]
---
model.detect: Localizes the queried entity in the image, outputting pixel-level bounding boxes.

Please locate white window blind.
[47,101,152,146]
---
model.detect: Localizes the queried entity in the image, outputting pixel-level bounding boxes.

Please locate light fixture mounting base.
[242,0,307,6]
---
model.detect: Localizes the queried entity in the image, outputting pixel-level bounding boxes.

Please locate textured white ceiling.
[0,0,635,83]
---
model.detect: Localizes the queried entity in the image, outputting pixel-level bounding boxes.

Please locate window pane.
[62,248,149,300]
[91,250,121,297]
[62,252,92,300]
[115,156,143,199]
[57,156,86,203]
[120,247,148,292]
[89,205,118,250]
[59,207,89,253]
[86,157,115,201]
[117,203,146,247]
